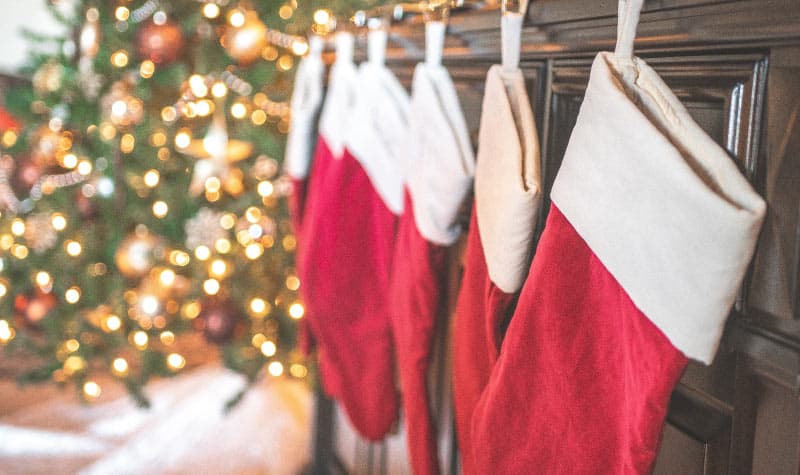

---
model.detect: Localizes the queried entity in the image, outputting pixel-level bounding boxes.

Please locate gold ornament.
[101,80,145,128]
[115,231,162,278]
[32,60,64,96]
[221,10,268,65]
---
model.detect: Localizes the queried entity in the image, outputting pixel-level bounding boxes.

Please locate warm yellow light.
[166,352,186,370]
[112,357,129,376]
[132,331,149,349]
[64,355,86,374]
[194,245,211,261]
[230,102,248,119]
[83,381,102,399]
[182,301,201,319]
[282,235,297,251]
[51,213,67,231]
[175,130,191,148]
[0,281,8,298]
[313,9,331,25]
[77,160,93,175]
[0,235,14,251]
[203,3,220,18]
[120,133,135,153]
[209,259,227,277]
[12,245,29,259]
[65,338,80,353]
[260,340,277,357]
[111,50,129,68]
[290,363,308,378]
[0,320,14,344]
[215,238,232,254]
[161,106,178,122]
[104,314,122,332]
[251,333,267,347]
[189,74,208,98]
[195,100,213,117]
[2,130,18,148]
[267,361,284,377]
[143,169,160,187]
[115,6,130,21]
[288,302,304,319]
[140,60,155,78]
[250,298,267,315]
[169,250,191,266]
[35,271,52,287]
[277,55,294,71]
[245,243,263,260]
[211,82,228,98]
[159,268,176,286]
[65,240,82,256]
[62,153,78,169]
[160,330,175,345]
[152,201,168,218]
[257,181,274,197]
[245,207,261,223]
[251,109,267,125]
[65,287,81,304]
[204,176,221,193]
[285,275,300,291]
[228,10,245,27]
[10,219,25,236]
[219,213,236,229]
[279,4,293,19]
[203,278,220,295]
[139,295,160,316]
[291,39,309,56]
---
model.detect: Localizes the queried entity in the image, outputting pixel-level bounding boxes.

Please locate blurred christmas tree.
[0,0,370,404]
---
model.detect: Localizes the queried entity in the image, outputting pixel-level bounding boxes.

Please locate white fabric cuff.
[475,65,542,293]
[406,62,475,245]
[551,53,766,364]
[318,34,358,158]
[284,56,325,179]
[344,63,410,215]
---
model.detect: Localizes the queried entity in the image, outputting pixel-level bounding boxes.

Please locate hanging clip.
[501,0,529,72]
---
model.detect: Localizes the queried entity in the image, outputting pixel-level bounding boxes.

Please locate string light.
[169,250,191,266]
[175,130,191,148]
[112,357,129,376]
[288,302,304,319]
[115,6,130,21]
[35,271,52,287]
[203,278,220,295]
[189,74,208,98]
[160,269,176,286]
[140,60,155,78]
[313,9,331,25]
[290,364,308,378]
[228,10,245,27]
[62,153,79,169]
[209,259,227,278]
[65,287,81,304]
[267,361,284,377]
[0,320,15,344]
[260,340,277,357]
[194,245,211,261]
[65,240,82,256]
[0,280,7,298]
[65,339,80,352]
[230,102,247,119]
[285,275,300,291]
[203,3,221,18]
[215,238,232,254]
[152,201,169,218]
[249,297,268,317]
[160,331,175,345]
[111,50,129,68]
[51,213,67,231]
[104,314,122,332]
[11,219,25,236]
[211,82,228,98]
[83,381,102,399]
[132,331,149,350]
[245,243,263,260]
[143,169,160,187]
[166,353,186,370]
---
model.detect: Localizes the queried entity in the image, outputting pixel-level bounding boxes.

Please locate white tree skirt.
[0,365,312,475]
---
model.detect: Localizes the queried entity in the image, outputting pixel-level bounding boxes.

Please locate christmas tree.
[0,0,367,404]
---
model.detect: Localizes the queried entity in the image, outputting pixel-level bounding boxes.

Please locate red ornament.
[14,290,57,328]
[198,298,243,344]
[136,20,184,64]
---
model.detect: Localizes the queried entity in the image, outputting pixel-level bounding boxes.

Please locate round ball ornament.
[136,19,185,64]
[115,232,161,278]
[14,290,57,328]
[199,298,243,344]
[221,11,268,65]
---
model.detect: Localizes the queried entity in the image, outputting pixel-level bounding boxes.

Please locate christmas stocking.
[284,35,325,235]
[390,21,475,475]
[453,36,542,473]
[298,30,411,441]
[283,36,325,356]
[471,1,766,473]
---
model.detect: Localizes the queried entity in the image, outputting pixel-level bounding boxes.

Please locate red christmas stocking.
[453,63,541,475]
[471,4,766,471]
[298,31,411,441]
[283,36,325,356]
[390,56,475,475]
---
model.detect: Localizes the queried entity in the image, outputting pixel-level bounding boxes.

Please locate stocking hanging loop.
[500,0,529,72]
[614,0,644,82]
